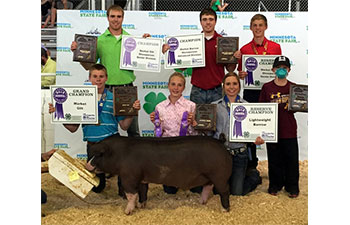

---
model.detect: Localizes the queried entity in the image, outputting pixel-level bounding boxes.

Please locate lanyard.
[252,41,268,55]
[98,88,107,117]
[224,95,240,117]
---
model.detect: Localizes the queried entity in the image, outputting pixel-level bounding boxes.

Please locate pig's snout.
[85,157,96,172]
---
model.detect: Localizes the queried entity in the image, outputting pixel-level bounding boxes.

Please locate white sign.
[242,55,280,90]
[120,35,162,73]
[50,85,98,124]
[164,33,205,69]
[229,103,278,143]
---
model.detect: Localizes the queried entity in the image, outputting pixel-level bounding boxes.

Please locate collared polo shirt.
[155,96,197,137]
[97,28,136,85]
[82,90,125,142]
[191,31,225,90]
[237,37,281,71]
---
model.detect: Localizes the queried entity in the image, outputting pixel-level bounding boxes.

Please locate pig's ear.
[98,143,110,155]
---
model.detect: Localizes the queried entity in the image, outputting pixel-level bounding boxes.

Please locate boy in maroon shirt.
[259,56,299,198]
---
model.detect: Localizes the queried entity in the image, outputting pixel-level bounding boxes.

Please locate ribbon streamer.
[232,120,243,137]
[179,111,189,136]
[123,50,132,66]
[55,102,64,120]
[245,71,254,85]
[154,110,162,137]
[168,51,176,65]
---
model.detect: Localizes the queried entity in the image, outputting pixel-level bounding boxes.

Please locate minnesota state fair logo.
[180,25,199,30]
[142,81,168,89]
[57,23,71,28]
[56,47,71,52]
[54,143,70,149]
[56,71,71,76]
[275,13,294,20]
[216,12,236,19]
[269,35,299,44]
[148,12,167,18]
[122,24,136,30]
[80,10,106,17]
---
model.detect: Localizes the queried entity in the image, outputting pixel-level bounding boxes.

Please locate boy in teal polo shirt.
[49,64,140,193]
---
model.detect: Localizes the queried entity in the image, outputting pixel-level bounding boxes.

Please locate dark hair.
[41,47,48,58]
[200,8,217,21]
[89,64,108,77]
[107,4,124,17]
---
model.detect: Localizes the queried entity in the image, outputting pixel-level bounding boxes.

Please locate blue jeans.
[190,85,222,104]
[230,150,248,195]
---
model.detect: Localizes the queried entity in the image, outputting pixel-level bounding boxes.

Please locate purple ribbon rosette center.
[53,88,68,120]
[167,37,179,65]
[123,37,137,66]
[245,57,258,86]
[232,105,247,137]
[154,110,162,137]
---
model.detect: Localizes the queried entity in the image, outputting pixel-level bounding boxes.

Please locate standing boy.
[49,64,140,194]
[234,14,282,172]
[71,5,140,138]
[259,56,299,198]
[162,8,235,104]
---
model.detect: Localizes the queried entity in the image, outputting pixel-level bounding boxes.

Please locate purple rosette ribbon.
[53,88,68,120]
[245,57,258,86]
[232,105,247,137]
[179,111,189,136]
[154,110,162,137]
[123,37,136,66]
[167,37,179,65]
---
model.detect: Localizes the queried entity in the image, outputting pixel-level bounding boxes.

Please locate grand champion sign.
[50,85,98,124]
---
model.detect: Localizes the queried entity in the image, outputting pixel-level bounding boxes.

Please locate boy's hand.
[48,103,55,114]
[233,50,241,59]
[238,71,248,80]
[149,111,155,123]
[254,136,265,145]
[71,41,77,52]
[133,100,141,111]
[162,44,170,54]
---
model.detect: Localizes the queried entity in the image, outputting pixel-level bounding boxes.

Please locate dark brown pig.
[86,134,232,215]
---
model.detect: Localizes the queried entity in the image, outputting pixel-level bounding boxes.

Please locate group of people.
[43,5,301,204]
[41,0,69,28]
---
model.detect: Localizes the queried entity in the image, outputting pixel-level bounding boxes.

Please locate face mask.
[275,68,288,79]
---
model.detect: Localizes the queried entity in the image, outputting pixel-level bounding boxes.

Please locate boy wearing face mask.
[259,56,299,198]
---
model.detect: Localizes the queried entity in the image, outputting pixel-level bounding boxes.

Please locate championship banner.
[50,85,98,124]
[120,35,162,72]
[52,10,308,160]
[229,103,278,143]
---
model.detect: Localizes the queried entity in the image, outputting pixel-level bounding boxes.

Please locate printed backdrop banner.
[55,10,308,160]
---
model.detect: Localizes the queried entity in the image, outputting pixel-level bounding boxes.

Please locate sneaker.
[288,193,299,198]
[269,191,278,196]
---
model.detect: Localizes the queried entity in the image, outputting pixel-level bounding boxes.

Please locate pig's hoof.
[136,202,147,208]
[221,207,230,212]
[199,197,208,205]
[124,208,133,215]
